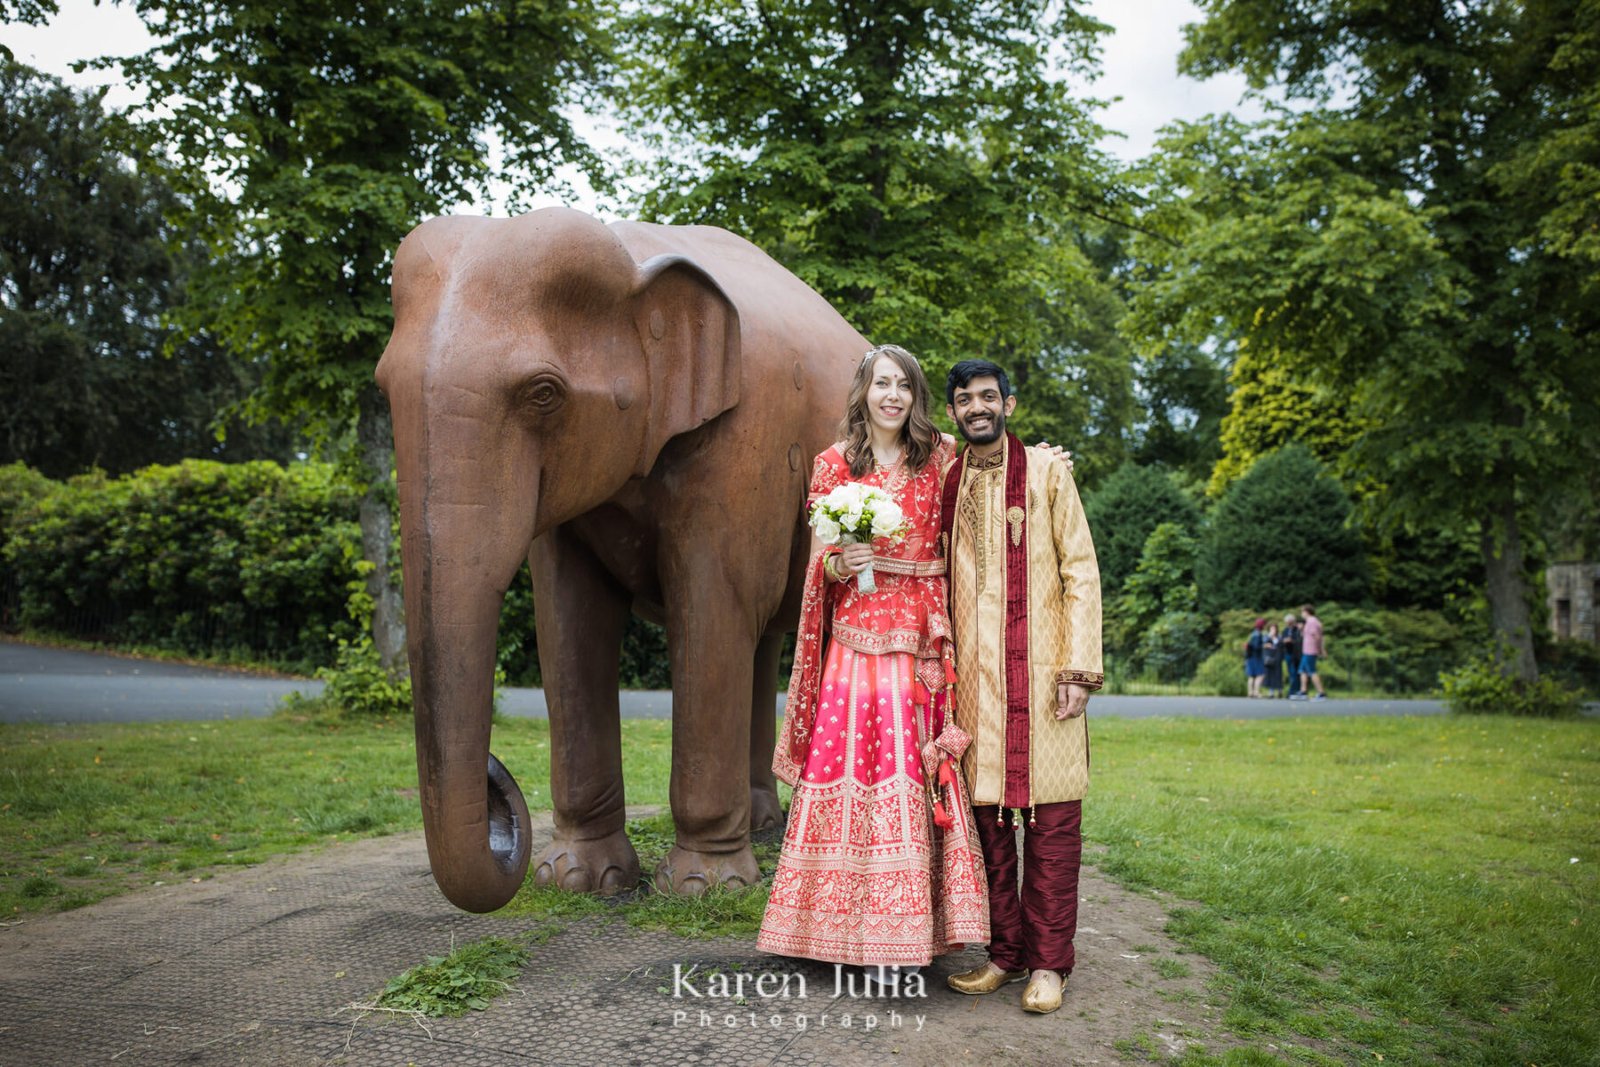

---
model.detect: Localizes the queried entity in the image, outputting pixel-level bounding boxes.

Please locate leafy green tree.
[1205,338,1369,497]
[0,1,56,57]
[1112,521,1211,681]
[1130,341,1229,486]
[1127,0,1600,680]
[617,0,1133,457]
[0,62,290,476]
[105,0,608,670]
[1084,462,1203,598]
[1195,444,1368,617]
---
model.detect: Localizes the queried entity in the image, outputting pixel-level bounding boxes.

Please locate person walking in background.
[1281,612,1303,698]
[1263,621,1284,698]
[1294,604,1327,701]
[1244,618,1266,698]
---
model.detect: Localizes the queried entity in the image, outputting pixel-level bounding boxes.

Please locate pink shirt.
[1302,615,1324,655]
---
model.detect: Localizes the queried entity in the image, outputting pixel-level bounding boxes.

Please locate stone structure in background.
[1546,562,1599,644]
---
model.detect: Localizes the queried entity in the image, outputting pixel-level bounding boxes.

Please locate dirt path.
[0,816,1244,1065]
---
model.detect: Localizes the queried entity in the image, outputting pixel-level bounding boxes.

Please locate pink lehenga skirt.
[757,641,989,965]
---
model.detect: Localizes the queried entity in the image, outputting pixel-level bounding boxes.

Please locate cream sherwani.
[946,444,1103,808]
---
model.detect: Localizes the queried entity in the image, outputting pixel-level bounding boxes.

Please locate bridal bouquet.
[809,483,907,593]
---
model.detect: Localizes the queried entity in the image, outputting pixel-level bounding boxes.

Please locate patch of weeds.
[1155,957,1194,980]
[500,812,780,939]
[20,876,60,899]
[375,935,530,1017]
[1113,1030,1164,1061]
[500,884,613,922]
[626,884,770,939]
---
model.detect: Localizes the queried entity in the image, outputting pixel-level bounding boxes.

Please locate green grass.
[374,934,531,1016]
[0,711,674,916]
[1086,715,1600,1066]
[498,811,784,938]
[6,708,1597,1064]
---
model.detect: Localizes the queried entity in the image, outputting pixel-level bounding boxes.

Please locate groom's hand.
[1056,682,1090,720]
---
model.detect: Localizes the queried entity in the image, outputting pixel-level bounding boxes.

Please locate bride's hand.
[837,543,874,575]
[1035,441,1074,473]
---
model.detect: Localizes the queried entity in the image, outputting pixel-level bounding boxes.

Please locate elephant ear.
[629,253,742,478]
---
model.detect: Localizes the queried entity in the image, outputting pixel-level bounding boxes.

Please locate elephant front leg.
[749,631,783,834]
[528,528,641,895]
[656,572,762,896]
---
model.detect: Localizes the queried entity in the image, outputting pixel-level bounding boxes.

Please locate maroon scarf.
[941,432,1031,807]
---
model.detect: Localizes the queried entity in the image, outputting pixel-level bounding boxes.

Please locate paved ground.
[0,638,1448,723]
[1,811,1244,1066]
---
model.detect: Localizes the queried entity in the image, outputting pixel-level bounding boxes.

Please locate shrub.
[1196,445,1368,618]
[1192,647,1247,696]
[318,637,413,717]
[1133,611,1212,683]
[1110,521,1202,658]
[1540,638,1600,699]
[3,460,362,669]
[1084,463,1202,598]
[1439,646,1584,718]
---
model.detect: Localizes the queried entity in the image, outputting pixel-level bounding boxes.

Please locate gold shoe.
[1021,971,1064,1014]
[947,963,1028,995]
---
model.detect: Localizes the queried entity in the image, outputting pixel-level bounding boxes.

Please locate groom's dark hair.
[945,360,1013,405]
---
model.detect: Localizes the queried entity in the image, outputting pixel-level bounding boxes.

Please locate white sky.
[2,0,1265,214]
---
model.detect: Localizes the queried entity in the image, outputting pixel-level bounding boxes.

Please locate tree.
[616,0,1133,458]
[1083,462,1202,598]
[1112,521,1211,681]
[0,1,56,58]
[1126,0,1600,680]
[0,62,290,477]
[1131,341,1229,485]
[1195,444,1367,618]
[106,0,609,670]
[1205,337,1369,498]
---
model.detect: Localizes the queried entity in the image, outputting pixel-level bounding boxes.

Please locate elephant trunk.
[402,478,538,913]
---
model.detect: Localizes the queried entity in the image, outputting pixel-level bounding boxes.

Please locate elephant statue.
[376,207,863,913]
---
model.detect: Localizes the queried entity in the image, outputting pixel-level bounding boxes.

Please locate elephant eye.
[516,374,566,415]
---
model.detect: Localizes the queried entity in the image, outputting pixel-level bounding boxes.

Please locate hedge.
[2,460,673,685]
[3,460,363,670]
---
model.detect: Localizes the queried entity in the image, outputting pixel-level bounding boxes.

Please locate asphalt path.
[0,638,1448,724]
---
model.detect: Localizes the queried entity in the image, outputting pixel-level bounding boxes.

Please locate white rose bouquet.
[809,482,907,593]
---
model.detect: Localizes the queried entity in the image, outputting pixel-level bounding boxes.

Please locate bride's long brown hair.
[839,344,940,478]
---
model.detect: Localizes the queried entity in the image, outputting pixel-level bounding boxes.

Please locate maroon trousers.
[973,800,1082,975]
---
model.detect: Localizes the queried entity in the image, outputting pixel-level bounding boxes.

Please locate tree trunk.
[357,381,407,674]
[1480,492,1538,683]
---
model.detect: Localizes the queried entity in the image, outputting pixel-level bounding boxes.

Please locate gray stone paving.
[1,812,1240,1066]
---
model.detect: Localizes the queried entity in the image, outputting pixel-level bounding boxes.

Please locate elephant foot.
[750,786,784,835]
[654,843,760,897]
[533,830,641,896]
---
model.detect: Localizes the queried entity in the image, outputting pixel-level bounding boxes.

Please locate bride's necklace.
[871,443,904,470]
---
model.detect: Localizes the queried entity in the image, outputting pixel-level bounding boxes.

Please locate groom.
[938,360,1103,1015]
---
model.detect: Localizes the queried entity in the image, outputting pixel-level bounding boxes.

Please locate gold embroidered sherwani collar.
[965,447,1005,471]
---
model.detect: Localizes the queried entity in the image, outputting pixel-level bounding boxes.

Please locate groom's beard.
[957,409,1006,445]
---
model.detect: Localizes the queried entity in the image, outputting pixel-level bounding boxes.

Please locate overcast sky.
[3,0,1263,213]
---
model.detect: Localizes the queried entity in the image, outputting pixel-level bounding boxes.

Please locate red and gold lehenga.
[758,437,989,966]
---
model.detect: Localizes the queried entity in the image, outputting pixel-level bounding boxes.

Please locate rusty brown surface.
[377,210,862,911]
